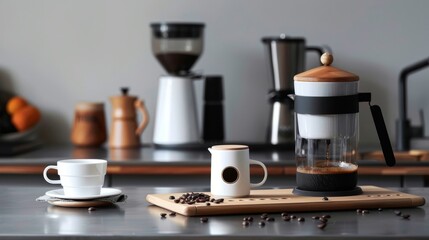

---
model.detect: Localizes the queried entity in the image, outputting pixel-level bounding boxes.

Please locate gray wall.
[0,0,428,146]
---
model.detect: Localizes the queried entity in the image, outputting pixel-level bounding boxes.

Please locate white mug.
[43,159,107,197]
[209,145,268,198]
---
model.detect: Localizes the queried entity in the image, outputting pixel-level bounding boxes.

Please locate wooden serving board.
[146,186,425,216]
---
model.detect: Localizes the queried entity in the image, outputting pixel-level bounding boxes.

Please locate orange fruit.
[7,96,28,115]
[11,105,41,132]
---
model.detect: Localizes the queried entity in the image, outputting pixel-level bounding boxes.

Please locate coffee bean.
[210,198,215,202]
[258,221,266,227]
[298,217,305,222]
[200,217,208,223]
[401,214,410,219]
[242,221,250,227]
[160,213,167,218]
[206,203,211,206]
[266,217,275,222]
[318,223,327,229]
[290,215,297,219]
[247,217,254,222]
[88,207,96,212]
[362,210,370,214]
[169,212,176,217]
[356,209,362,213]
[319,218,328,223]
[281,212,288,217]
[322,215,331,219]
[261,213,268,218]
[282,216,291,221]
[218,198,224,203]
[323,196,329,201]
[378,208,383,211]
[175,192,212,205]
[394,210,402,216]
[312,216,320,220]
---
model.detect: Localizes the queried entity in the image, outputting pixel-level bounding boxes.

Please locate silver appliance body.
[262,36,323,145]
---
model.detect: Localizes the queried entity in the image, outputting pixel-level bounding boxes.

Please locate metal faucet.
[396,57,429,151]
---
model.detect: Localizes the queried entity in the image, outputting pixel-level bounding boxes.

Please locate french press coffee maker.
[291,53,396,196]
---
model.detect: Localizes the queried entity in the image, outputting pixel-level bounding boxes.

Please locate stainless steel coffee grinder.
[291,53,396,196]
[262,35,324,145]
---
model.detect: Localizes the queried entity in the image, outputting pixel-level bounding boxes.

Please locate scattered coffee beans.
[312,216,320,220]
[298,217,305,222]
[281,212,288,217]
[282,216,291,221]
[378,208,383,211]
[200,217,208,223]
[319,218,328,223]
[206,203,210,206]
[394,210,402,216]
[322,215,331,219]
[169,212,176,217]
[362,210,370,214]
[323,196,329,201]
[266,217,275,222]
[401,214,410,219]
[290,215,297,219]
[174,199,180,203]
[88,207,96,212]
[356,209,362,213]
[242,221,250,227]
[160,213,167,218]
[258,221,266,227]
[317,223,327,230]
[247,217,254,222]
[169,196,175,200]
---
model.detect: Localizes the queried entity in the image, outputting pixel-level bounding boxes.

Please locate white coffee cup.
[209,145,268,198]
[43,159,107,197]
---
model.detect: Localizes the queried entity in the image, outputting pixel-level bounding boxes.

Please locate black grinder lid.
[151,22,205,38]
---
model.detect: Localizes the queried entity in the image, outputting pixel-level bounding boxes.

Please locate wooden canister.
[71,102,107,147]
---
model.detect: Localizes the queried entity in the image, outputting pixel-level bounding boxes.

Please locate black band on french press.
[294,95,360,115]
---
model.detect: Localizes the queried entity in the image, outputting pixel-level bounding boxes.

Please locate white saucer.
[45,188,122,200]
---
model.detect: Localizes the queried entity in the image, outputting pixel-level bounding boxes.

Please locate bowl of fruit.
[0,91,41,142]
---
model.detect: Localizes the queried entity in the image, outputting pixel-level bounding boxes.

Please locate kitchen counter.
[1,145,429,175]
[1,145,429,188]
[0,186,427,239]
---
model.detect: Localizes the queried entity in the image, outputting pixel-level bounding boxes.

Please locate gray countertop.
[0,186,428,239]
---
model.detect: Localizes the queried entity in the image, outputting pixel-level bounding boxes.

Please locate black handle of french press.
[360,92,396,167]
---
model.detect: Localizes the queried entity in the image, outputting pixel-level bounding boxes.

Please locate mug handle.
[43,166,61,184]
[249,160,268,188]
[135,99,150,136]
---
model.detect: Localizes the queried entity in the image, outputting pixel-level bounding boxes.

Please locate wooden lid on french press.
[294,53,359,82]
